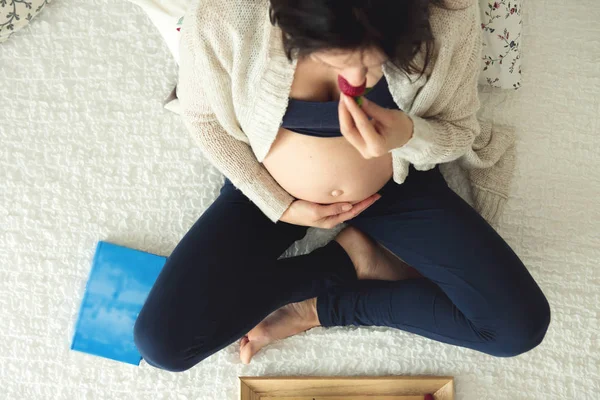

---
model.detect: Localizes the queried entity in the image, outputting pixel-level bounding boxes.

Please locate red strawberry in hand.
[424,394,434,400]
[338,75,366,97]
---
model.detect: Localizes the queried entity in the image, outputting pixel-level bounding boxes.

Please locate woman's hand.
[339,93,414,159]
[280,194,381,228]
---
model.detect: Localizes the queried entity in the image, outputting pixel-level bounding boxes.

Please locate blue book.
[71,241,166,365]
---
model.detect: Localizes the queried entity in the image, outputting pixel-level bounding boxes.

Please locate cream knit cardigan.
[176,0,516,225]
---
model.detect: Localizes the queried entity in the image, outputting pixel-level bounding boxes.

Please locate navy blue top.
[280,75,400,138]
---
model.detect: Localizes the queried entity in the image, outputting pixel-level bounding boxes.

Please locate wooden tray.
[240,376,454,399]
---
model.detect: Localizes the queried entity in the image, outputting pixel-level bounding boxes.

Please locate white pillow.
[478,0,523,89]
[127,0,191,114]
[0,0,52,43]
[127,0,189,64]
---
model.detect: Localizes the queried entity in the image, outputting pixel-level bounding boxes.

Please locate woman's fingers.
[339,194,381,219]
[318,194,381,228]
[338,94,365,150]
[316,202,356,219]
[341,94,382,145]
[361,97,393,125]
[339,94,389,159]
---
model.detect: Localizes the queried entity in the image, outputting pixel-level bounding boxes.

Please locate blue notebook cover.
[71,241,166,365]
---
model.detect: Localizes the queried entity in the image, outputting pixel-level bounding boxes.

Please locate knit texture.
[177,0,515,225]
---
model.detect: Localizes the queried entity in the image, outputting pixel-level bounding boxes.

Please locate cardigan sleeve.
[390,7,482,167]
[177,20,295,223]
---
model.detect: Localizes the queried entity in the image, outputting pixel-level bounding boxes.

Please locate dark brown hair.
[269,0,443,77]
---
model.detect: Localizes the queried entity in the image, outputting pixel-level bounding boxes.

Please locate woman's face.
[310,47,387,87]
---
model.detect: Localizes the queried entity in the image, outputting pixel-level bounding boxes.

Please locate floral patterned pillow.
[0,0,50,43]
[479,0,523,89]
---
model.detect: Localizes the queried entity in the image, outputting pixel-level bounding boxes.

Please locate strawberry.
[424,394,435,400]
[338,75,374,107]
[338,75,366,97]
[354,87,374,106]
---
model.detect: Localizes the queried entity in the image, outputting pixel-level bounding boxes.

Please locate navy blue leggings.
[134,166,550,372]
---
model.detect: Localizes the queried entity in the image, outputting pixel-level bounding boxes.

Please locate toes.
[240,338,266,365]
[240,326,270,364]
[240,340,253,364]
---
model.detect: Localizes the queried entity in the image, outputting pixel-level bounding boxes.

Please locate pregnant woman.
[134,0,550,371]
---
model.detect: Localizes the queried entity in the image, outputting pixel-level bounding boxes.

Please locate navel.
[331,189,344,197]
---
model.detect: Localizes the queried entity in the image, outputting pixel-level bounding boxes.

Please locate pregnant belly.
[262,128,393,204]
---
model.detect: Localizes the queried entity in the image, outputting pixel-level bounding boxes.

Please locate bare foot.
[239,226,421,364]
[240,297,319,364]
[334,226,422,281]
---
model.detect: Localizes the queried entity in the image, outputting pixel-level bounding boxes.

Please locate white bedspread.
[0,1,598,399]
